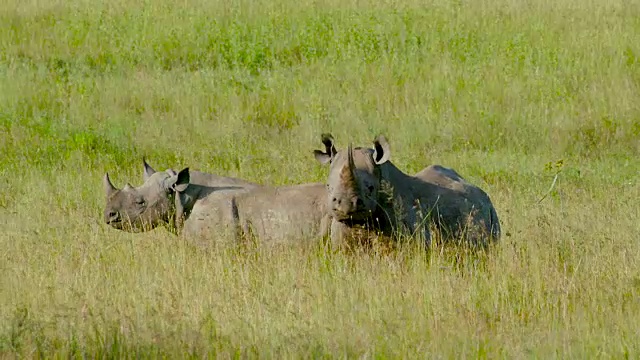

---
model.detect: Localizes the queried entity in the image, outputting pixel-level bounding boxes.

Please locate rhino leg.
[243,220,258,245]
[417,222,431,248]
[229,196,250,245]
[394,200,430,246]
[412,200,432,248]
[330,219,351,251]
[319,214,332,242]
[455,206,497,249]
[489,206,501,241]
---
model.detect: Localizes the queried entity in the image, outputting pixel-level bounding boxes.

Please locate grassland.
[1,0,639,357]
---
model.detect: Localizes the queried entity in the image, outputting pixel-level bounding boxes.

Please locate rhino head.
[103,161,190,233]
[314,133,391,222]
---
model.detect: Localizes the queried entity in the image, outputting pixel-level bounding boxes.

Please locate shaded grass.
[1,0,640,357]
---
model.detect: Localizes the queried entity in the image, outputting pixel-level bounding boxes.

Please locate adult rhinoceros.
[103,160,331,246]
[313,133,501,249]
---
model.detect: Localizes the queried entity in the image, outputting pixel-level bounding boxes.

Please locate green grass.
[1,0,640,357]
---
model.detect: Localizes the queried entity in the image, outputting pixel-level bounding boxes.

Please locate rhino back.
[415,165,495,207]
[187,170,259,188]
[414,165,469,192]
[176,170,260,229]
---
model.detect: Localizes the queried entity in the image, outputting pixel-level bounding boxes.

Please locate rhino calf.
[314,133,432,249]
[314,133,501,249]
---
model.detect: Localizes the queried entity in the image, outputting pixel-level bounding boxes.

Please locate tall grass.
[1,0,639,357]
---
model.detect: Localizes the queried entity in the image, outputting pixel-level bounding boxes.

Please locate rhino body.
[414,164,501,245]
[182,182,330,246]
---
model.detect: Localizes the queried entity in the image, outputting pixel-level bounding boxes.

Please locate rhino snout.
[331,196,364,215]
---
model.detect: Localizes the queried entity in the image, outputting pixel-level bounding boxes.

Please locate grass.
[1,0,639,357]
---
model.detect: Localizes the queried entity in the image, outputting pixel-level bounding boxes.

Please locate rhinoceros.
[314,133,501,248]
[313,133,432,248]
[104,160,331,246]
[103,160,258,234]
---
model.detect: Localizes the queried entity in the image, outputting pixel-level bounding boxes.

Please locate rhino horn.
[347,143,356,172]
[104,173,117,198]
[340,143,357,188]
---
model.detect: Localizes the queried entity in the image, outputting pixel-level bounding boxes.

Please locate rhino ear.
[104,173,117,198]
[314,133,337,165]
[164,167,190,193]
[373,135,391,164]
[143,158,157,181]
[314,150,332,165]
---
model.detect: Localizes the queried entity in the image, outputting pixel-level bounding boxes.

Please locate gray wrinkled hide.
[314,134,432,248]
[182,182,331,246]
[103,160,258,234]
[413,164,501,246]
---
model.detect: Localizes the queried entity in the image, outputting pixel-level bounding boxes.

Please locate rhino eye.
[136,198,146,206]
[367,185,375,193]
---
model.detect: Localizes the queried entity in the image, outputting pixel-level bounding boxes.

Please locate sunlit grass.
[1,0,639,357]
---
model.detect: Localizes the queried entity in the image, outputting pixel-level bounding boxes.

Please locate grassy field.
[1,0,639,357]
